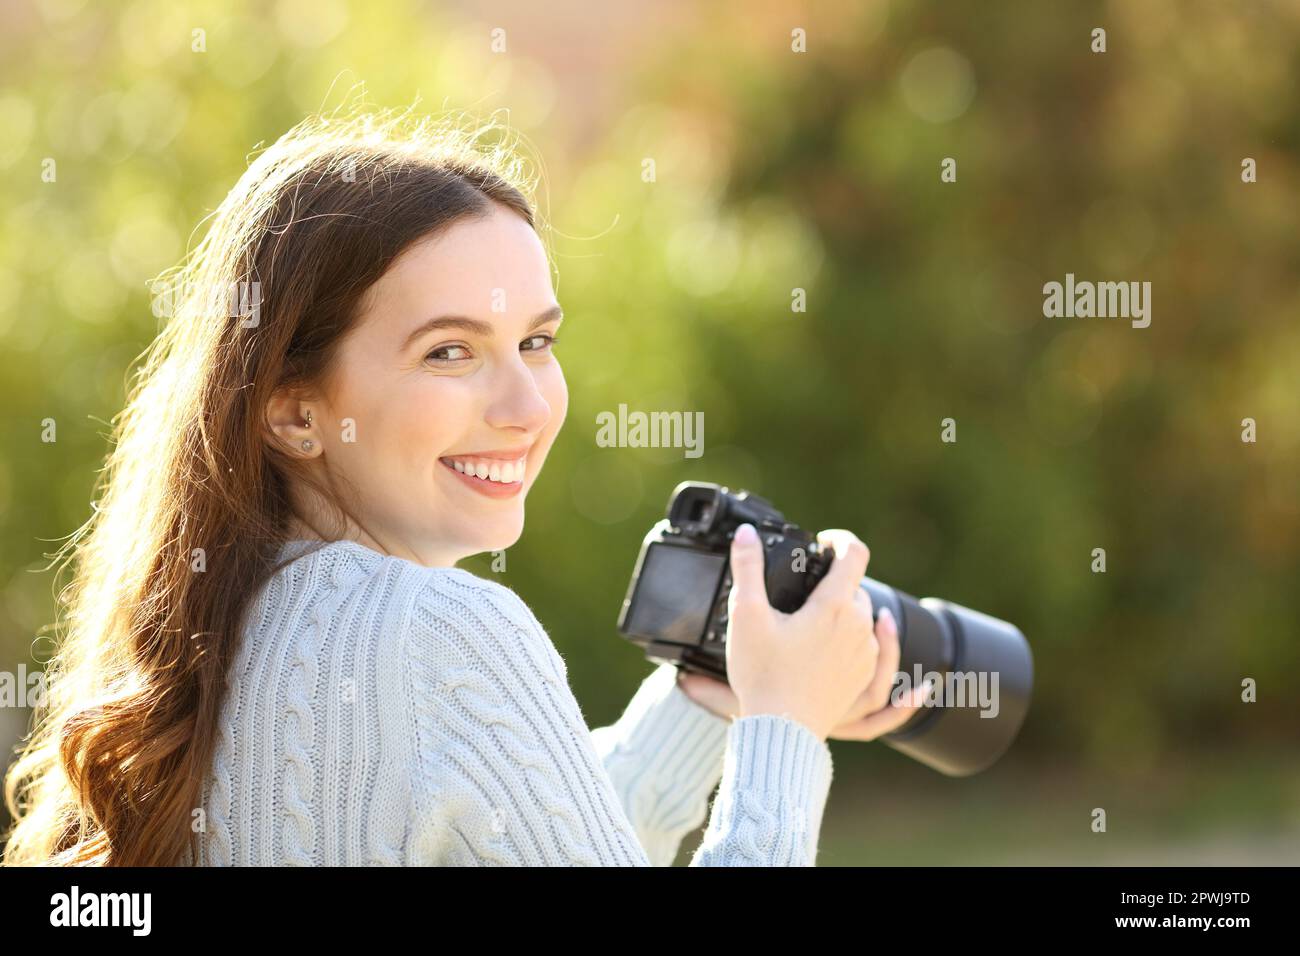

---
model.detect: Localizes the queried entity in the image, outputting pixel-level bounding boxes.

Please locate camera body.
[616,481,1035,776]
[617,482,831,680]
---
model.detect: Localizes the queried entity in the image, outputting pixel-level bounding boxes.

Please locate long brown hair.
[2,105,541,865]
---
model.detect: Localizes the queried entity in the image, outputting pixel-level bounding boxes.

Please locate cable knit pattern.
[192,538,834,866]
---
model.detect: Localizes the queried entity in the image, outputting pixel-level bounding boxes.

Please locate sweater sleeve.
[589,663,731,866]
[402,570,834,866]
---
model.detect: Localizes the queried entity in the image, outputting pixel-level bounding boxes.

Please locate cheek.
[396,378,464,456]
[330,371,458,478]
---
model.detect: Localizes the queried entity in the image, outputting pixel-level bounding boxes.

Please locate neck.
[285,508,461,569]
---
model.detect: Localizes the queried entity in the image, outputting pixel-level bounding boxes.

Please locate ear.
[265,388,322,460]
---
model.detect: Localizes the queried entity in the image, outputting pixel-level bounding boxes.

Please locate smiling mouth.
[438,452,528,486]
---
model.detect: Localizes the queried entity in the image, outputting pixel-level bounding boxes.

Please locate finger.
[803,529,870,616]
[861,605,900,711]
[832,700,920,742]
[852,586,876,633]
[867,665,921,710]
[727,523,768,615]
[853,583,875,614]
[831,682,931,742]
[840,605,895,722]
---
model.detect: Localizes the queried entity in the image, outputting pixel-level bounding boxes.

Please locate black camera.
[617,481,1034,776]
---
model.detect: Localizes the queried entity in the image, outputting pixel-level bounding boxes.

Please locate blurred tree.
[1,1,1296,842]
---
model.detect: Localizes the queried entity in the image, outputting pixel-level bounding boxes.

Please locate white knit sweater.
[187,538,834,866]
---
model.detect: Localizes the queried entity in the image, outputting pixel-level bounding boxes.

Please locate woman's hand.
[676,542,933,741]
[712,524,931,742]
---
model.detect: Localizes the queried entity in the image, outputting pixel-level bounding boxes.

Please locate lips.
[438,446,531,498]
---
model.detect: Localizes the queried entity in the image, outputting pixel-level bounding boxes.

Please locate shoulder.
[266,539,536,636]
[406,562,545,634]
[265,538,566,684]
[396,565,609,863]
[401,562,570,688]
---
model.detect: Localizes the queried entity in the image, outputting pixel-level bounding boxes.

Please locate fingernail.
[879,606,895,629]
[734,523,757,545]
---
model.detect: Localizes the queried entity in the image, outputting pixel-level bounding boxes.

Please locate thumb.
[728,523,768,612]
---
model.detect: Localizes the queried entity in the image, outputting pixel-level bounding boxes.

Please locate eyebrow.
[401,305,564,352]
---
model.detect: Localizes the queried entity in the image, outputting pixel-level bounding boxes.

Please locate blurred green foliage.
[1,0,1297,858]
[515,0,1300,771]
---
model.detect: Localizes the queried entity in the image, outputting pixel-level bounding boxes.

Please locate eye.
[424,343,472,364]
[521,333,560,353]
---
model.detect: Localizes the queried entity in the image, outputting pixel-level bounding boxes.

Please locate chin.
[473,516,526,554]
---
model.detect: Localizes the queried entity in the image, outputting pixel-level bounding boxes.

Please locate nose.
[484,354,552,435]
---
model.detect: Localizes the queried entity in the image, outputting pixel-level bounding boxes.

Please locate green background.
[1,0,1297,863]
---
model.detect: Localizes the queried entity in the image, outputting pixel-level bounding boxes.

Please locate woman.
[2,108,925,866]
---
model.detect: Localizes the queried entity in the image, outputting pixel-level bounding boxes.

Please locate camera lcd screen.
[624,543,726,646]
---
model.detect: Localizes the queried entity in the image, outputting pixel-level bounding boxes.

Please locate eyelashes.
[425,343,472,363]
[521,332,560,353]
[423,334,560,366]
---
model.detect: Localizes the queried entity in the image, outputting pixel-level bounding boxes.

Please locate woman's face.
[303,203,568,567]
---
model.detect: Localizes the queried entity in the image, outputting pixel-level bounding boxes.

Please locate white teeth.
[445,456,526,484]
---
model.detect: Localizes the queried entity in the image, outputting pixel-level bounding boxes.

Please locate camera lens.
[860,578,1034,776]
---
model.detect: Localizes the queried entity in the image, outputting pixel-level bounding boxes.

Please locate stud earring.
[304,411,313,428]
[301,439,315,453]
